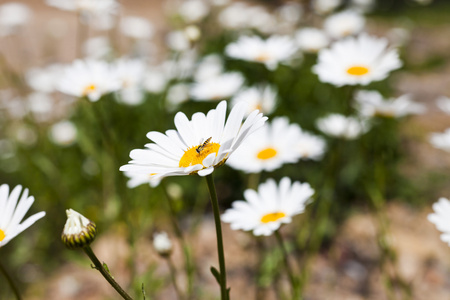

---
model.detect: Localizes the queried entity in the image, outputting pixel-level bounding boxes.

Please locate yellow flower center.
[83,84,97,95]
[261,212,286,223]
[257,147,277,160]
[0,229,5,242]
[346,66,370,76]
[179,142,221,168]
[255,53,270,62]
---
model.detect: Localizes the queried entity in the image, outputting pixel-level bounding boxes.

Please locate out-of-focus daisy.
[227,117,303,173]
[120,16,154,40]
[436,96,450,114]
[313,34,402,87]
[295,28,330,53]
[26,64,63,93]
[428,198,450,246]
[386,27,411,48]
[113,57,146,89]
[27,92,54,122]
[143,68,168,94]
[317,113,369,139]
[190,72,244,101]
[313,0,341,15]
[355,90,426,118]
[0,2,31,36]
[153,232,173,256]
[323,10,365,39]
[57,59,120,102]
[297,130,326,160]
[166,83,190,108]
[194,54,224,82]
[0,184,46,247]
[350,0,375,12]
[166,30,191,52]
[49,120,77,146]
[225,35,298,70]
[120,100,267,179]
[218,3,275,34]
[222,177,314,236]
[178,0,210,23]
[430,129,450,152]
[231,85,277,117]
[83,36,112,59]
[123,171,161,188]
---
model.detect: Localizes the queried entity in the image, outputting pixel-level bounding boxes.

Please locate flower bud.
[61,209,97,249]
[153,232,173,257]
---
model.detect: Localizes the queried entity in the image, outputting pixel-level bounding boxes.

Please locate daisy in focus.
[120,100,267,180]
[227,117,303,173]
[0,184,46,247]
[225,35,298,70]
[317,113,369,139]
[428,198,450,246]
[57,59,120,102]
[355,90,426,118]
[221,177,314,236]
[313,33,402,86]
[231,84,277,116]
[430,128,450,152]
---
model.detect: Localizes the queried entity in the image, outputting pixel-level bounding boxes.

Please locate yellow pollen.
[257,147,277,160]
[346,66,370,76]
[0,229,5,242]
[261,212,286,223]
[83,84,97,95]
[179,142,221,168]
[255,53,270,62]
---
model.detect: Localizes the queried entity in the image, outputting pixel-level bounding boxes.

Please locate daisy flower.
[225,35,298,70]
[0,184,46,247]
[313,33,402,86]
[355,90,426,118]
[430,128,450,152]
[222,177,314,236]
[231,84,277,116]
[227,117,303,173]
[190,72,244,101]
[317,113,369,139]
[120,100,267,180]
[123,171,161,188]
[295,28,330,53]
[296,130,326,160]
[323,10,365,39]
[428,198,450,246]
[120,16,154,40]
[57,59,120,102]
[0,2,31,36]
[436,96,450,114]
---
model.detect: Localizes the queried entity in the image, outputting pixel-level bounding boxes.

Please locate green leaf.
[210,266,221,285]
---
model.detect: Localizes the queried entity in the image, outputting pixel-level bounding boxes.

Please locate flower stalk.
[205,174,229,300]
[0,260,22,300]
[274,230,299,300]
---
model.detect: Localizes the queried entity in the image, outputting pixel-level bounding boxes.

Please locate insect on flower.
[196,137,212,154]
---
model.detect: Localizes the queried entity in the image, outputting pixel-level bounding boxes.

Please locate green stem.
[166,256,183,300]
[0,260,22,300]
[83,246,134,300]
[205,174,229,300]
[274,230,299,300]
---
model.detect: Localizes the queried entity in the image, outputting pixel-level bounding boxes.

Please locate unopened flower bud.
[153,232,173,257]
[61,209,97,249]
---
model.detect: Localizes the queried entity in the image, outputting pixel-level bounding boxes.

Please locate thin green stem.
[205,174,229,300]
[0,260,22,300]
[274,230,299,300]
[83,246,134,300]
[166,256,184,300]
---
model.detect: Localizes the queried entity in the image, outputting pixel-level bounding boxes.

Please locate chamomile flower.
[225,35,298,70]
[317,113,369,139]
[120,100,267,180]
[428,198,450,246]
[231,85,277,116]
[57,59,120,102]
[323,10,365,39]
[227,117,303,173]
[430,128,450,152]
[297,130,326,160]
[355,90,426,118]
[295,28,330,53]
[0,184,46,247]
[190,72,244,101]
[222,177,314,236]
[313,33,402,87]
